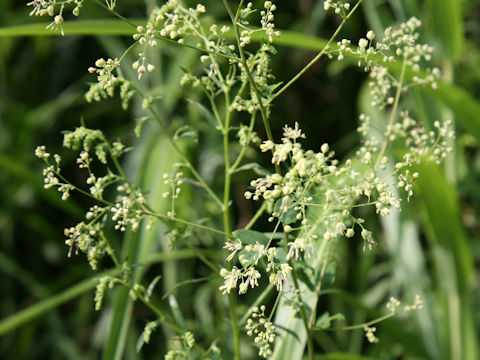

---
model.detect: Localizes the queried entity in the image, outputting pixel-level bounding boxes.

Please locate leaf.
[2,20,479,142]
[169,295,186,332]
[426,0,464,61]
[314,354,378,360]
[233,229,269,246]
[0,269,118,335]
[238,249,261,269]
[274,248,288,264]
[273,199,298,225]
[231,162,269,175]
[135,332,147,353]
[0,19,145,37]
[320,261,337,290]
[315,312,332,329]
[186,98,218,128]
[146,275,162,300]
[295,264,316,292]
[174,125,199,142]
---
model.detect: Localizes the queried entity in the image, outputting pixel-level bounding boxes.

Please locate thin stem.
[142,209,229,237]
[222,0,274,145]
[268,289,282,322]
[374,56,407,169]
[178,237,219,273]
[239,283,275,325]
[308,241,333,328]
[244,201,266,230]
[289,258,314,360]
[208,95,225,131]
[321,312,395,331]
[222,87,241,360]
[266,0,364,106]
[92,0,138,28]
[146,106,224,209]
[100,231,122,268]
[128,284,182,332]
[229,111,257,173]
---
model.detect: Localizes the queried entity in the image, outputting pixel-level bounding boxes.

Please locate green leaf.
[273,199,298,225]
[314,312,345,330]
[174,125,199,142]
[313,354,378,360]
[274,248,288,264]
[231,162,269,175]
[146,275,162,300]
[186,98,218,128]
[315,312,332,329]
[0,19,144,37]
[0,269,118,336]
[295,264,316,292]
[426,0,464,61]
[233,229,269,246]
[169,295,186,332]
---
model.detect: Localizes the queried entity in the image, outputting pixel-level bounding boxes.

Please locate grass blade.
[0,271,116,336]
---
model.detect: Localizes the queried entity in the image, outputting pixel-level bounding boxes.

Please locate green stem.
[230,112,257,173]
[374,56,407,169]
[289,258,314,360]
[222,88,241,360]
[266,0,364,106]
[128,284,183,334]
[146,106,224,209]
[323,312,395,331]
[244,201,266,230]
[308,241,333,328]
[142,209,229,237]
[239,283,275,326]
[92,0,138,28]
[222,0,274,146]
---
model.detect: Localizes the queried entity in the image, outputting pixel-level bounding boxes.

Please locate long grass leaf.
[2,21,479,143]
[425,0,464,61]
[0,271,116,336]
[0,19,140,37]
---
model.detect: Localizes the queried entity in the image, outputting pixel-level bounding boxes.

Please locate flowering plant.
[31,0,453,358]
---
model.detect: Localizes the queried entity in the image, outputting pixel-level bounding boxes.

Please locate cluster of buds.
[246,306,276,358]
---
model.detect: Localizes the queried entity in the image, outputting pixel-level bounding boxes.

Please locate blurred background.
[0,0,479,359]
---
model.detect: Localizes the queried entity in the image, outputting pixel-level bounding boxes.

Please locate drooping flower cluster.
[27,0,84,35]
[332,18,440,108]
[164,331,195,360]
[323,0,352,16]
[36,127,151,268]
[162,171,184,218]
[246,305,276,358]
[363,295,424,344]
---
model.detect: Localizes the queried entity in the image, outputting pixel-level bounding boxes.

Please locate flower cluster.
[85,58,134,107]
[363,295,423,344]
[111,184,146,232]
[164,331,195,360]
[332,18,440,108]
[364,325,379,343]
[219,266,262,295]
[27,0,85,35]
[94,276,119,310]
[324,0,351,16]
[246,305,276,358]
[64,222,107,270]
[162,171,183,218]
[36,127,151,267]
